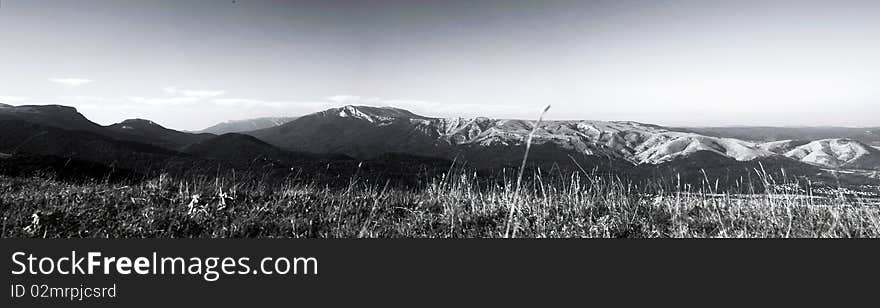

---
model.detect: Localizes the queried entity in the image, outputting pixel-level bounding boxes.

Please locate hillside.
[771,139,880,170]
[0,119,186,172]
[182,133,328,167]
[0,104,105,134]
[198,117,297,134]
[0,104,213,151]
[679,126,880,147]
[107,118,214,150]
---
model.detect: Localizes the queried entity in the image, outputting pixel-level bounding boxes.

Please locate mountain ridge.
[678,126,880,147]
[3,103,879,180]
[249,105,783,168]
[197,116,297,135]
[761,138,880,170]
[107,118,213,150]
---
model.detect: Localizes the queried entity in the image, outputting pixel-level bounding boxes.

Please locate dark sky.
[1,0,879,130]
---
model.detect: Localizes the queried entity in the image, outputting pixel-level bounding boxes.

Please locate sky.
[1,0,879,130]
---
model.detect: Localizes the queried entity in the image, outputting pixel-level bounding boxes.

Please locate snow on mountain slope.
[333,105,427,123]
[634,135,773,164]
[757,140,811,154]
[252,105,777,165]
[433,117,774,164]
[778,139,880,170]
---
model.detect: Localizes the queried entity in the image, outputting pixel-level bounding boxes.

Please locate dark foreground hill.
[182,133,351,167]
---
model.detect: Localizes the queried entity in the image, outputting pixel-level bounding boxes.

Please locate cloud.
[49,78,93,87]
[324,95,363,104]
[0,96,30,103]
[212,98,283,108]
[163,87,226,98]
[128,96,201,105]
[212,98,331,110]
[58,95,113,103]
[127,87,227,106]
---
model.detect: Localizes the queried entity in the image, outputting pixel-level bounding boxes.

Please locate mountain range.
[1,102,879,187]
[679,126,880,147]
[246,105,880,171]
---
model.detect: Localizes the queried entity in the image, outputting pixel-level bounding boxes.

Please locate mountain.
[249,105,445,160]
[0,104,449,185]
[0,105,181,164]
[0,104,212,151]
[761,139,880,170]
[198,117,297,134]
[0,119,186,172]
[107,118,214,150]
[0,114,326,183]
[679,126,880,147]
[0,105,220,179]
[646,150,824,191]
[249,105,778,170]
[0,104,105,134]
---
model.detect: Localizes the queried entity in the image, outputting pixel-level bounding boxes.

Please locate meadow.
[2,166,879,238]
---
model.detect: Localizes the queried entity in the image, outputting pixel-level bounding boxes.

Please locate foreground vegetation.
[2,168,879,238]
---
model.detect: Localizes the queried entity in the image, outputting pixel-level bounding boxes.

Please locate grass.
[1,166,879,238]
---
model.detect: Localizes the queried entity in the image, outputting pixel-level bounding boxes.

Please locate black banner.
[2,239,878,306]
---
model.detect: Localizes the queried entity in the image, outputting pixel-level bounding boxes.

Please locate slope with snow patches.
[761,139,880,170]
[431,116,776,164]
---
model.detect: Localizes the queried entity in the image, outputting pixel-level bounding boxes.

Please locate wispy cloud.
[213,98,283,108]
[128,87,228,106]
[163,87,226,98]
[0,96,30,103]
[58,95,113,103]
[128,96,201,106]
[49,78,93,87]
[324,95,364,104]
[212,98,331,110]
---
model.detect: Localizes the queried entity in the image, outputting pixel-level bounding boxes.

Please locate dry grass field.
[2,167,879,238]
